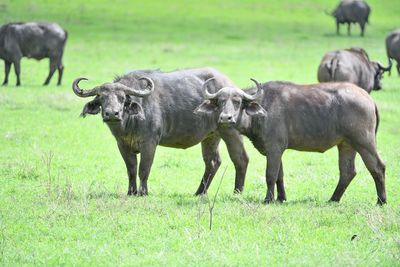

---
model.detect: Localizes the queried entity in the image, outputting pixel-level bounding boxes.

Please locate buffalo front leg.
[2,61,11,86]
[276,161,286,202]
[138,144,157,196]
[264,150,283,204]
[117,143,138,195]
[347,23,351,36]
[195,136,221,195]
[221,129,249,194]
[330,143,357,202]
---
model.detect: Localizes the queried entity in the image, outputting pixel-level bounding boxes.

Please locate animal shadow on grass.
[322,32,363,38]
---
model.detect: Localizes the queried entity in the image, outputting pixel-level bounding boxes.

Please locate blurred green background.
[0,0,399,265]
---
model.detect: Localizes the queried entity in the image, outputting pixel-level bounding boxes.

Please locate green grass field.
[1,0,400,265]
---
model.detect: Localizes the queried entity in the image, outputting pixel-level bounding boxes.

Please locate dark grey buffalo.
[386,29,400,76]
[195,79,386,204]
[0,22,67,86]
[328,0,370,37]
[317,47,392,93]
[72,68,249,196]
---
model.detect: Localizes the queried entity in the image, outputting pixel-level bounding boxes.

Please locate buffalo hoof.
[377,198,387,206]
[276,196,287,203]
[233,188,243,194]
[263,198,274,205]
[1,82,7,86]
[137,188,148,196]
[127,188,137,196]
[194,191,206,196]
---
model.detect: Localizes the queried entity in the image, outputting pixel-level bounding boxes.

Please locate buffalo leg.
[276,161,286,202]
[336,20,340,35]
[356,146,386,204]
[2,61,11,85]
[138,144,156,196]
[330,143,357,202]
[347,23,351,36]
[221,130,249,193]
[43,57,58,85]
[117,143,138,195]
[57,63,64,86]
[14,60,21,86]
[360,23,365,37]
[195,136,221,195]
[264,151,283,204]
[397,63,400,76]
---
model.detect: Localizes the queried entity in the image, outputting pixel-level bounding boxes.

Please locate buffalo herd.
[1,0,399,204]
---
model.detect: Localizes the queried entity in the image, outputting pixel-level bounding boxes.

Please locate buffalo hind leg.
[57,63,64,86]
[264,150,283,204]
[276,161,286,202]
[117,143,138,195]
[336,20,340,35]
[356,146,386,204]
[14,60,21,86]
[138,143,157,196]
[44,57,58,85]
[360,22,366,37]
[347,23,351,36]
[220,130,249,194]
[195,136,221,195]
[397,62,400,76]
[330,143,357,202]
[2,61,11,86]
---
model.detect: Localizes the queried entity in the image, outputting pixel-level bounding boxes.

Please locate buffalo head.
[72,77,154,122]
[195,78,266,127]
[371,59,392,90]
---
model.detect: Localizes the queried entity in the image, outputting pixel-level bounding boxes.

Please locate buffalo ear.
[81,98,101,117]
[127,101,145,120]
[194,100,218,115]
[244,102,267,116]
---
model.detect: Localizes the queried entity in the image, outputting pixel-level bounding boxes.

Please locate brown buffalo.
[195,79,386,204]
[318,47,392,93]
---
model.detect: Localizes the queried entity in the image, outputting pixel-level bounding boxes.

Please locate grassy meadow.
[0,0,400,265]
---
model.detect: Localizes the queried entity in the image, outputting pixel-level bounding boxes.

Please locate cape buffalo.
[0,22,67,86]
[328,0,370,37]
[317,47,392,93]
[386,29,400,76]
[195,79,386,205]
[72,68,249,196]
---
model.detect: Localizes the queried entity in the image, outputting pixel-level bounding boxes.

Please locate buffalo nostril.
[227,116,233,121]
[115,112,119,116]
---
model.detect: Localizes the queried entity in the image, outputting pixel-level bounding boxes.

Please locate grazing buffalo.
[0,22,67,86]
[386,29,400,76]
[195,79,386,205]
[72,68,249,196]
[328,0,370,37]
[317,47,392,93]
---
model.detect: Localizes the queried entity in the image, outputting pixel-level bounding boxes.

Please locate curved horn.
[202,77,220,99]
[120,77,154,97]
[72,77,100,97]
[378,58,393,72]
[243,78,263,101]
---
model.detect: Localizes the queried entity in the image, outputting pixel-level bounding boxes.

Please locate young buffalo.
[195,79,386,204]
